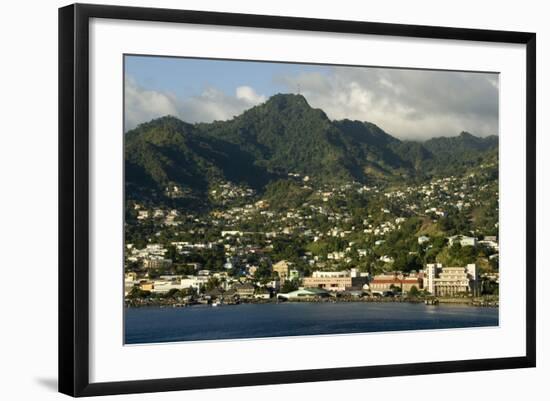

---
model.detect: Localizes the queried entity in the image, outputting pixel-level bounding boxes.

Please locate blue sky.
[125,56,330,101]
[124,55,499,140]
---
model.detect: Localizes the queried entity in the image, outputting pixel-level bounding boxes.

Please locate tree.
[393,253,423,273]
[389,284,402,294]
[281,279,299,293]
[125,260,141,272]
[254,260,273,280]
[165,288,182,298]
[165,245,179,263]
[205,276,220,291]
[127,287,150,299]
[481,278,499,295]
[408,285,420,297]
[147,268,162,279]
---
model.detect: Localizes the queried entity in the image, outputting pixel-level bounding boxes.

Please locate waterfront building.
[424,263,479,296]
[205,288,223,299]
[302,270,368,292]
[254,289,271,299]
[234,283,255,298]
[150,279,185,294]
[369,274,422,293]
[180,275,209,290]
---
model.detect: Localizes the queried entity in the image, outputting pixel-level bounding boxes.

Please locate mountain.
[125,116,274,204]
[197,94,353,181]
[124,93,498,204]
[420,132,499,174]
[390,141,434,171]
[424,131,498,155]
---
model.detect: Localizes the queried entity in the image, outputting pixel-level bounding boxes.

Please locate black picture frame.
[59,3,536,397]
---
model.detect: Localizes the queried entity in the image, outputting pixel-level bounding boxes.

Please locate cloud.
[125,78,266,131]
[276,67,499,140]
[236,86,267,104]
[124,77,179,131]
[126,67,498,141]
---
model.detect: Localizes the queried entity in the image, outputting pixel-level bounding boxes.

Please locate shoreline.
[125,296,499,308]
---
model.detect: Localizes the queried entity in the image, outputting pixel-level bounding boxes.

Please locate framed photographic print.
[58,3,536,397]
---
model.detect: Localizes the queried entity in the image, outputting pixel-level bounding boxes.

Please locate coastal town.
[125,161,500,308]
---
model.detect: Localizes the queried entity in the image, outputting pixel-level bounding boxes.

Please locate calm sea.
[124,302,499,344]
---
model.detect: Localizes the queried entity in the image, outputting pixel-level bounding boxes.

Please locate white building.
[424,263,479,296]
[448,235,477,247]
[180,275,209,290]
[150,279,185,294]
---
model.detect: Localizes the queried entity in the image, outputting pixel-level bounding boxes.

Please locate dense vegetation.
[125,93,498,210]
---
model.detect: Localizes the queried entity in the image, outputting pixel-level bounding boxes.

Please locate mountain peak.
[458,131,475,139]
[263,93,310,110]
[134,115,193,132]
[240,92,329,124]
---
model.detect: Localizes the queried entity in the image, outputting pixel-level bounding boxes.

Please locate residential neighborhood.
[125,164,499,308]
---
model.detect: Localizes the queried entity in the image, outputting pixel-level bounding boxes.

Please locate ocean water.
[124,302,499,344]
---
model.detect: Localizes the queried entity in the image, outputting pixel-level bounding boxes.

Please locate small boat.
[212,301,221,307]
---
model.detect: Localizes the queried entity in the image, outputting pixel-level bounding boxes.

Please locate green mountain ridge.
[125,93,498,204]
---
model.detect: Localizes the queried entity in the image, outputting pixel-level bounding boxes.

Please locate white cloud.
[236,86,267,105]
[276,67,499,140]
[125,77,267,131]
[124,77,179,131]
